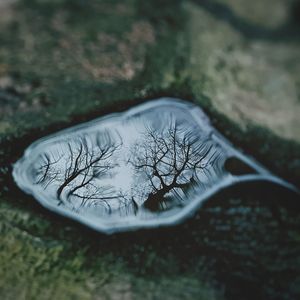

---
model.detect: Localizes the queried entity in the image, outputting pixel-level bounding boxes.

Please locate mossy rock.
[184,0,300,185]
[0,1,300,299]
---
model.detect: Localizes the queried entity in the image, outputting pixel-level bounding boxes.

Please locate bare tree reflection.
[130,121,217,211]
[36,153,63,188]
[117,192,139,216]
[35,131,122,211]
[34,120,220,216]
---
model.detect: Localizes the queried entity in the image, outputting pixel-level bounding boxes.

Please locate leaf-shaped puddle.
[13,98,298,233]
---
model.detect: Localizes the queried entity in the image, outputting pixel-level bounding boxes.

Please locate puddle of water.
[12,98,298,233]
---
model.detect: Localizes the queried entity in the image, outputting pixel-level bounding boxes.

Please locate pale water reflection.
[12,98,298,233]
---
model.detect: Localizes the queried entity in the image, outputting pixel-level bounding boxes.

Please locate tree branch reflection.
[35,120,220,216]
[130,120,217,211]
[36,131,122,212]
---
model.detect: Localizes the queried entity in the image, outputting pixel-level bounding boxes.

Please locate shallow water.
[12,98,298,233]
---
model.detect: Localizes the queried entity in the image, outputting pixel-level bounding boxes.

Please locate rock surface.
[186,0,300,142]
[0,0,299,299]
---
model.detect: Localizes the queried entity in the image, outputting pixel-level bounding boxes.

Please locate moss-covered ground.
[0,0,299,299]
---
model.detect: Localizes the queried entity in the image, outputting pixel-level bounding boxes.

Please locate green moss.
[0,0,186,139]
[0,198,222,300]
[0,1,300,299]
[1,181,300,299]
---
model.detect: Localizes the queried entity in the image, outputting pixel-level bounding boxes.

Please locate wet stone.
[12,98,296,233]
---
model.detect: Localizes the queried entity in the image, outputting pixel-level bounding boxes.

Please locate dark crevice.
[224,157,257,176]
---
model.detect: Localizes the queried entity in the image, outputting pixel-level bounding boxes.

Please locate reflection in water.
[35,132,122,212]
[130,121,223,212]
[12,98,298,233]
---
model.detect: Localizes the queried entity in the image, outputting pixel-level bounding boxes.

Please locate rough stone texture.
[218,0,292,28]
[186,0,300,142]
[0,0,299,299]
[0,0,169,139]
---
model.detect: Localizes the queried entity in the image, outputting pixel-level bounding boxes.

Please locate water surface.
[13,98,297,233]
